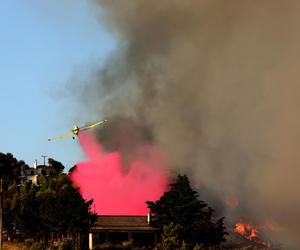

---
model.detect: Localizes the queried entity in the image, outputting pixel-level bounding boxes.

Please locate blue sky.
[0,0,115,170]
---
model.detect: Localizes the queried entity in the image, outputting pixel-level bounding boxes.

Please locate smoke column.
[71,1,300,247]
[70,131,169,215]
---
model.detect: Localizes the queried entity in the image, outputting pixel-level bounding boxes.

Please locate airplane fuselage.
[72,125,79,135]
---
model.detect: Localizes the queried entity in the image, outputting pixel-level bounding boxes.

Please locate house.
[19,160,58,185]
[89,215,159,249]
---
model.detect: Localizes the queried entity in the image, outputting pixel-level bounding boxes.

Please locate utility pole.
[41,155,47,166]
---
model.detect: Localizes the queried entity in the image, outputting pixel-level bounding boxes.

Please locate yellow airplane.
[48,119,107,141]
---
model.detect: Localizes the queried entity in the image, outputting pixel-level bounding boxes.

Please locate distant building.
[19,160,58,185]
[89,215,159,249]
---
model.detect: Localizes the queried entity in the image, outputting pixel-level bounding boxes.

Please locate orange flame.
[248,228,258,240]
[234,222,258,241]
[234,220,283,249]
[234,223,246,235]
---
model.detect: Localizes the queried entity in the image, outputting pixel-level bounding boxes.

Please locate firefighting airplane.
[48,119,107,141]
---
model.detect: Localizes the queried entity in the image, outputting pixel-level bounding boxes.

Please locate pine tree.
[147,175,227,248]
[48,158,65,173]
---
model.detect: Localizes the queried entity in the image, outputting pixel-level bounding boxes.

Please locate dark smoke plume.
[75,1,300,248]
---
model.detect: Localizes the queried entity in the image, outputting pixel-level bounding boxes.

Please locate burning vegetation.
[233,220,284,249]
[235,222,258,241]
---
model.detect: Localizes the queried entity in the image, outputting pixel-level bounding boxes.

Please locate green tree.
[0,152,26,184]
[3,182,18,240]
[16,182,43,239]
[0,152,27,247]
[48,158,64,173]
[7,173,96,249]
[147,175,227,249]
[154,223,182,250]
[38,174,96,236]
[37,174,96,249]
[0,153,96,249]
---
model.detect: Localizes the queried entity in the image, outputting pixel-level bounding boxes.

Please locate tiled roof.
[91,215,159,232]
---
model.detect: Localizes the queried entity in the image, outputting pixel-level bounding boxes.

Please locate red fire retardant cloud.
[70,131,169,215]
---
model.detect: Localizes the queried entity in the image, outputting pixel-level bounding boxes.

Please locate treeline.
[0,152,96,249]
[0,153,228,249]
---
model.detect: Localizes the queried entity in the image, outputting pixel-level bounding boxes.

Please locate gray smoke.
[77,1,300,247]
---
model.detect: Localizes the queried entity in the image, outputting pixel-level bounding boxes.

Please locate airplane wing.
[80,119,108,131]
[48,132,74,141]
